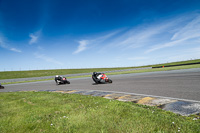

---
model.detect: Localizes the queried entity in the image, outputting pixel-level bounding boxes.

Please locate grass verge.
[0,67,140,80]
[0,91,199,132]
[152,59,200,68]
[108,64,200,75]
[1,59,200,80]
[2,64,200,85]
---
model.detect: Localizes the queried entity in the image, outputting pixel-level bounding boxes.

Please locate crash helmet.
[93,72,97,76]
[56,75,59,77]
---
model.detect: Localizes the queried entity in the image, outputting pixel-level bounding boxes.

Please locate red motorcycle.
[92,72,112,84]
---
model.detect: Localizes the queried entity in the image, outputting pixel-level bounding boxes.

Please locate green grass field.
[0,67,139,80]
[0,91,199,133]
[1,59,200,80]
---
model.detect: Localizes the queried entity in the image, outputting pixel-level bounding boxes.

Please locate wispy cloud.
[93,19,181,54]
[116,26,167,49]
[29,30,41,45]
[100,20,179,51]
[146,14,200,53]
[34,52,63,65]
[0,35,22,53]
[145,39,185,53]
[171,15,200,41]
[73,40,89,54]
[29,34,38,44]
[73,12,200,63]
[10,48,21,53]
[73,30,122,54]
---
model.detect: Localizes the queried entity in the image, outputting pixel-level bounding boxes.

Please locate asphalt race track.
[1,68,200,102]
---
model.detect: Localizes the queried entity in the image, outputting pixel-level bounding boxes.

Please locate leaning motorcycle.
[55,75,70,85]
[92,73,112,84]
[0,84,4,89]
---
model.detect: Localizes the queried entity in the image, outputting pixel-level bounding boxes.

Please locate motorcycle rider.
[55,75,70,85]
[0,83,4,89]
[55,75,62,84]
[92,72,105,83]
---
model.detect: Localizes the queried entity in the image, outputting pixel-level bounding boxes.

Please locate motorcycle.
[92,72,112,84]
[0,85,4,89]
[55,75,70,85]
[0,83,4,89]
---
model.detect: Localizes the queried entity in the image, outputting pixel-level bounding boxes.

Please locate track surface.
[1,68,200,101]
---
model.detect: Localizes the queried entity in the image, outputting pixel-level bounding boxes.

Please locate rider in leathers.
[0,83,4,89]
[92,72,105,83]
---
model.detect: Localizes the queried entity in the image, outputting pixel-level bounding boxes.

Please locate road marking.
[65,90,77,93]
[91,89,200,103]
[118,95,131,99]
[137,97,155,104]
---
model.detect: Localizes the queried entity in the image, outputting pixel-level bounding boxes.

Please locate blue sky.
[0,0,200,71]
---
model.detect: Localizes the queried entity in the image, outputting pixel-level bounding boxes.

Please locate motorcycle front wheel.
[66,80,70,84]
[108,79,112,83]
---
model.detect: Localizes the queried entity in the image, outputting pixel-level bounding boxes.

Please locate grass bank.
[0,67,138,80]
[0,91,199,132]
[108,64,200,75]
[152,59,200,68]
[1,59,200,80]
[2,64,200,85]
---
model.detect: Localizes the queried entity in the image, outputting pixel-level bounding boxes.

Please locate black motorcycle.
[0,84,4,89]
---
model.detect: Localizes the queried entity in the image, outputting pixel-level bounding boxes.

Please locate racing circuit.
[1,68,200,116]
[2,68,200,101]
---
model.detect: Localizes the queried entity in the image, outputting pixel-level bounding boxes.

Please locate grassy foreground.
[0,92,199,132]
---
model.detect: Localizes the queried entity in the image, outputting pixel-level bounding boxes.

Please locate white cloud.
[29,30,41,45]
[73,40,89,54]
[73,30,122,54]
[146,14,200,53]
[29,33,38,44]
[0,35,22,53]
[72,12,200,62]
[98,19,180,53]
[34,53,63,65]
[117,26,167,48]
[145,39,185,53]
[171,15,200,41]
[10,48,21,53]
